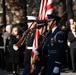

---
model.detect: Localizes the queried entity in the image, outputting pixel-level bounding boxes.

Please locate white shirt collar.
[72,31,76,36]
[52,26,57,33]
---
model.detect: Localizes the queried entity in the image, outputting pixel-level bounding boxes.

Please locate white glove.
[67,41,70,47]
[34,50,39,55]
[13,45,18,51]
[53,67,59,74]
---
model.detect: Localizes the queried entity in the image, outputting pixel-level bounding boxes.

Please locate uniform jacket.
[24,29,36,64]
[43,27,65,65]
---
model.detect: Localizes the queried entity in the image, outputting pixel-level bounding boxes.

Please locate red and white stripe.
[38,0,53,20]
[31,29,40,70]
[31,29,39,60]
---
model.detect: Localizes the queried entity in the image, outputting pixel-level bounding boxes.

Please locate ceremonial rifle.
[13,22,35,50]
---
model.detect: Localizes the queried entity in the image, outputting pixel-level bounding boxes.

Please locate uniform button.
[31,33,33,36]
[47,44,49,46]
[48,55,50,56]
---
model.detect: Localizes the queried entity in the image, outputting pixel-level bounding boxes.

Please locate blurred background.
[0,0,76,29]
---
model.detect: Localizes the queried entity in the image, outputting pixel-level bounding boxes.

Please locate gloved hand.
[32,50,39,64]
[34,49,39,55]
[13,45,18,51]
[53,67,60,74]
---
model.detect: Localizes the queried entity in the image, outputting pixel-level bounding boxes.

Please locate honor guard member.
[22,16,37,75]
[42,14,65,75]
[32,20,47,75]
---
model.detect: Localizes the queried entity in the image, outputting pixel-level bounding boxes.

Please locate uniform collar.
[72,31,76,36]
[52,26,57,33]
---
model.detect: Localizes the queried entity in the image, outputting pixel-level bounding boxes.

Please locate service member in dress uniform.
[32,20,48,75]
[42,14,65,75]
[22,16,37,75]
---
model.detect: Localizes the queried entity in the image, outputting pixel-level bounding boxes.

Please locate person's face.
[47,20,53,26]
[8,27,12,33]
[12,27,19,36]
[31,22,36,28]
[27,21,36,28]
[69,19,74,25]
[27,22,33,28]
[70,24,76,32]
[74,22,76,26]
[47,20,56,29]
[2,27,5,32]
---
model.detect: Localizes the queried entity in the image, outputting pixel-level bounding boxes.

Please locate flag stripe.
[41,0,45,19]
[38,0,44,20]
[38,0,53,20]
[47,0,53,5]
[46,3,53,11]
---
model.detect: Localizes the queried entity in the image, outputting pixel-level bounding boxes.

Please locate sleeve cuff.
[55,61,61,64]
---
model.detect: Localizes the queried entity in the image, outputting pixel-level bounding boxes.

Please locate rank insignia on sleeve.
[58,40,63,43]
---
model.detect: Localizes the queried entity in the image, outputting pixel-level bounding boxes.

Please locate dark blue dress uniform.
[32,20,47,75]
[24,29,35,64]
[22,15,37,75]
[32,32,48,75]
[22,29,36,75]
[43,27,65,75]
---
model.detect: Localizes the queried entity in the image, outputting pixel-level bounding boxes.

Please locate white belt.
[0,46,4,49]
[26,47,33,50]
[0,46,8,49]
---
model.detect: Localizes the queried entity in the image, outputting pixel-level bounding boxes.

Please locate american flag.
[31,29,40,72]
[38,0,53,20]
[31,0,53,72]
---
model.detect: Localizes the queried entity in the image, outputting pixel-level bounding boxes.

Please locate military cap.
[36,20,47,29]
[47,14,61,22]
[26,16,37,22]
